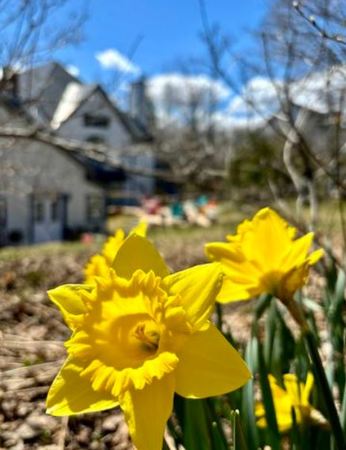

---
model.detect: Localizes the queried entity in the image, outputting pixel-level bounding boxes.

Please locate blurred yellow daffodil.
[46,234,251,450]
[205,207,323,303]
[84,221,147,283]
[256,373,325,432]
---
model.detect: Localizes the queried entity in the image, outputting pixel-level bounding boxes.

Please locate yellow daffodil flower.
[84,221,147,283]
[205,207,323,303]
[46,234,251,450]
[256,373,325,432]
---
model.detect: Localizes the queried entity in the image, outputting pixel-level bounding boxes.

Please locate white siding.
[0,106,104,244]
[57,90,132,158]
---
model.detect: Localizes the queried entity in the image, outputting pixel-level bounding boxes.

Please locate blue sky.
[5,1,332,127]
[56,0,267,82]
[35,0,288,128]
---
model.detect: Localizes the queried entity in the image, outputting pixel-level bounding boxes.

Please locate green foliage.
[228,130,290,195]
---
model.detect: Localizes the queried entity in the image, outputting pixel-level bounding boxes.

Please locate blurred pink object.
[81,232,94,245]
[142,196,161,215]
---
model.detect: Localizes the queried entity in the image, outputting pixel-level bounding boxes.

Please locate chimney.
[129,77,154,130]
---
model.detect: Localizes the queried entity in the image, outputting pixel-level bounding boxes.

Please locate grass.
[0,241,89,262]
[1,199,344,264]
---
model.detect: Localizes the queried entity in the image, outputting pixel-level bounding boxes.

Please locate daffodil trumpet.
[46,233,251,450]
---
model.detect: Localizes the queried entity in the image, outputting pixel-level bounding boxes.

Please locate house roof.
[0,93,125,185]
[18,62,80,124]
[17,61,153,143]
[51,82,97,129]
[51,82,152,142]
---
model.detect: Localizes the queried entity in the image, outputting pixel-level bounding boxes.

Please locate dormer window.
[84,113,110,127]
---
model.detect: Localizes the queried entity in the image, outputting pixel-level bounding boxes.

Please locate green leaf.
[257,337,281,450]
[241,337,259,450]
[340,380,346,434]
[174,397,215,450]
[254,293,272,320]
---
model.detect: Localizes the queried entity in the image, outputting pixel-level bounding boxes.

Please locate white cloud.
[291,66,346,113]
[148,73,230,105]
[144,66,346,131]
[227,77,281,120]
[66,64,80,77]
[225,66,346,126]
[147,73,230,127]
[212,110,267,130]
[95,48,140,74]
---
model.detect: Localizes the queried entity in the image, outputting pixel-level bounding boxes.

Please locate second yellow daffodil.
[205,207,323,303]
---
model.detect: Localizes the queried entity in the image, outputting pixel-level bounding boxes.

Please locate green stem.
[230,410,238,450]
[303,328,345,450]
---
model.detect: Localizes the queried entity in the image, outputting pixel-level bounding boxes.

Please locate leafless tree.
[0,0,86,90]
[149,63,232,191]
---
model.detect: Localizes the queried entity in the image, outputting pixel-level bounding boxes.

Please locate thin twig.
[293,1,346,46]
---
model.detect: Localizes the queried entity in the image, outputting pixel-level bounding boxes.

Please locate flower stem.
[303,328,345,450]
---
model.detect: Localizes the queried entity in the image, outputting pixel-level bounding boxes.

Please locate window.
[84,113,110,128]
[86,135,106,145]
[86,195,104,222]
[34,200,44,223]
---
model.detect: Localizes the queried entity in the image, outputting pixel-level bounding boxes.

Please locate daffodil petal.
[256,400,294,433]
[283,374,303,405]
[175,324,251,398]
[302,372,314,405]
[101,229,125,265]
[113,235,169,279]
[308,248,324,265]
[47,284,93,328]
[130,221,148,237]
[163,263,223,330]
[84,254,110,283]
[274,413,293,433]
[119,374,175,450]
[279,264,309,299]
[257,377,293,432]
[205,242,244,264]
[281,233,314,269]
[216,276,260,302]
[46,357,118,416]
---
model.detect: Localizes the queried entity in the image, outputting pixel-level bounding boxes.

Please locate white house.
[0,96,107,245]
[0,62,167,245]
[18,62,157,201]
